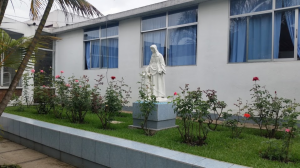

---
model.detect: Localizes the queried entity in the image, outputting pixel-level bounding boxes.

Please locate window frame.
[141,7,198,67]
[84,25,119,70]
[228,0,300,64]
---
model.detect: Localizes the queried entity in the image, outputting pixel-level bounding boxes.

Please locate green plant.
[259,139,286,162]
[223,98,249,139]
[64,75,91,123]
[169,84,210,146]
[248,77,292,138]
[281,101,300,163]
[53,72,67,118]
[137,72,157,136]
[32,69,55,114]
[203,89,228,131]
[93,75,131,129]
[11,93,24,112]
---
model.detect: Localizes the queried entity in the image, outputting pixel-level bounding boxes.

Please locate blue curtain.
[248,14,272,60]
[274,12,282,59]
[230,0,272,16]
[143,30,166,65]
[286,10,300,58]
[276,0,300,8]
[168,25,197,66]
[91,40,100,68]
[101,38,118,68]
[229,18,247,63]
[85,42,90,69]
[285,11,295,45]
[168,7,197,27]
[142,14,166,31]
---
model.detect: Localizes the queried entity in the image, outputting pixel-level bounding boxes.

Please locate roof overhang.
[51,0,210,34]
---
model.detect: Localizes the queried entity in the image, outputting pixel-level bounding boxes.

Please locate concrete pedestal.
[129,102,177,131]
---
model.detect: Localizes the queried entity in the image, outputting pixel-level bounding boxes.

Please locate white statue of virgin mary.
[145,45,167,101]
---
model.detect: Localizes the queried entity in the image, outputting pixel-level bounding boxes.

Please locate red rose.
[174,92,177,96]
[244,113,250,118]
[253,77,259,81]
[111,76,116,80]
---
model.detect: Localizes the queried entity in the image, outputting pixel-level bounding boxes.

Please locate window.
[84,24,119,69]
[230,0,272,16]
[276,0,300,8]
[142,7,198,66]
[229,0,300,63]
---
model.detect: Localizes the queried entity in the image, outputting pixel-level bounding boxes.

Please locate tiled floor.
[0,138,74,168]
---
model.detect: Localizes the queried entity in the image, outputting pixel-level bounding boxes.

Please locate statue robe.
[146,47,166,98]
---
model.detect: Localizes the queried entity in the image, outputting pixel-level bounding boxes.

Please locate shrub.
[53,72,68,118]
[203,89,228,131]
[11,93,24,112]
[64,75,92,123]
[169,84,210,146]
[32,69,55,114]
[137,72,157,136]
[223,98,249,139]
[93,75,131,129]
[248,77,298,138]
[281,102,300,163]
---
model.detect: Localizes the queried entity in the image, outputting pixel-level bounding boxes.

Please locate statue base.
[129,101,177,131]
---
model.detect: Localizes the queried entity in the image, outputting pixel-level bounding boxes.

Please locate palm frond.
[0,29,60,69]
[30,0,103,20]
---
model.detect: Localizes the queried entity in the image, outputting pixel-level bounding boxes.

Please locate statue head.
[150,45,159,55]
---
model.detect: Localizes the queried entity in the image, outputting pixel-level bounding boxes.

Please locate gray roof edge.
[52,0,207,34]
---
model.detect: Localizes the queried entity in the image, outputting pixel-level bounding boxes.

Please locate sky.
[5,0,166,22]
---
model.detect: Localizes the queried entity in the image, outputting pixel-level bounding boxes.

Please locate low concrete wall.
[0,113,249,168]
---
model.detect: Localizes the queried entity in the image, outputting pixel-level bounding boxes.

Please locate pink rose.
[285,129,290,133]
[75,80,79,83]
[40,70,44,73]
[31,69,35,73]
[66,84,70,87]
[79,85,82,88]
[174,92,177,96]
[55,75,60,79]
[42,85,45,88]
[60,71,64,74]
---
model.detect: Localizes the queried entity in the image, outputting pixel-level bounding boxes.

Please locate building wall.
[1,17,36,37]
[55,0,300,112]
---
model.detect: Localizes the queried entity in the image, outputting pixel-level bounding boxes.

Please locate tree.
[0,0,102,117]
[0,0,9,25]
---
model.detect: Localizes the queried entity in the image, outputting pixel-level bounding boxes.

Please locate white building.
[4,0,300,111]
[0,10,88,102]
[25,9,90,29]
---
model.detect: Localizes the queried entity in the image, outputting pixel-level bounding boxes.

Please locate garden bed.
[3,106,300,168]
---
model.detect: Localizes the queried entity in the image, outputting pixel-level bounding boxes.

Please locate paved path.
[0,138,75,168]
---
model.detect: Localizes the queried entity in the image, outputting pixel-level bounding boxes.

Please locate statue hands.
[158,71,165,75]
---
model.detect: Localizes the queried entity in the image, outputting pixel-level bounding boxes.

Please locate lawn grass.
[4,106,300,168]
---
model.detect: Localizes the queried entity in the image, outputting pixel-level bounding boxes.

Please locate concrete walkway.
[0,138,75,168]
